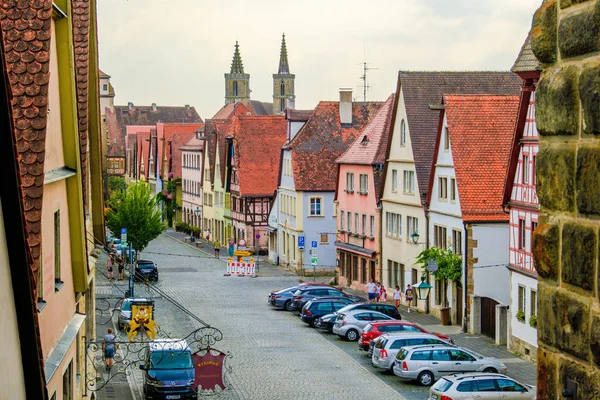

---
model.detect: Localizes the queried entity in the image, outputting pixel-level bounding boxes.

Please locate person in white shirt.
[393,285,402,310]
[375,282,382,303]
[365,279,377,303]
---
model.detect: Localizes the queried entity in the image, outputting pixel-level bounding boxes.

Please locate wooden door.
[480,297,498,338]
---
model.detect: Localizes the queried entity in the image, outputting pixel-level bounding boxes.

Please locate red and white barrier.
[225,259,256,277]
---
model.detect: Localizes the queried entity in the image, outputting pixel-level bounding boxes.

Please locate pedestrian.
[375,282,381,302]
[214,239,221,258]
[205,229,211,242]
[393,285,402,310]
[106,254,114,280]
[228,238,235,257]
[117,256,125,281]
[405,284,414,313]
[103,328,117,370]
[379,285,387,303]
[366,279,377,303]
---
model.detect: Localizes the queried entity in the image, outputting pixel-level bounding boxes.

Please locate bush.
[516,310,526,323]
[529,315,537,328]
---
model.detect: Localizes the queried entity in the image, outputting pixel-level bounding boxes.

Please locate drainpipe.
[377,200,383,285]
[463,221,469,333]
[424,202,430,314]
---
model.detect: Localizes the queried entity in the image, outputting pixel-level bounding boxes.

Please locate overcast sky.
[97,0,541,118]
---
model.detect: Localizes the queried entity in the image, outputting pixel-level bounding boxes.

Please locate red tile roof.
[289,101,383,191]
[168,131,196,179]
[435,95,520,222]
[228,115,287,197]
[211,102,251,120]
[156,123,203,178]
[390,71,522,202]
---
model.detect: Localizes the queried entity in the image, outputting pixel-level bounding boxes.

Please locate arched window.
[280,80,285,96]
[233,81,238,96]
[400,119,406,146]
[280,100,285,113]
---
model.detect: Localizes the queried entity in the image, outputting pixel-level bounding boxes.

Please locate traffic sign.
[298,236,305,249]
[238,238,246,247]
[311,241,317,248]
[234,250,252,257]
[311,256,318,266]
[120,227,127,242]
[255,234,261,239]
[427,259,438,273]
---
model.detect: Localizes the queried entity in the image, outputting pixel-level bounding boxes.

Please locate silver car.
[372,333,452,372]
[429,373,536,399]
[393,344,508,386]
[118,298,150,330]
[332,309,393,341]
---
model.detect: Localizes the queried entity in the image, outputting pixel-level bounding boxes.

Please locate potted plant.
[516,310,526,323]
[529,314,537,328]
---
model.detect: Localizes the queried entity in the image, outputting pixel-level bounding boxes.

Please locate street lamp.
[413,275,433,301]
[411,232,420,244]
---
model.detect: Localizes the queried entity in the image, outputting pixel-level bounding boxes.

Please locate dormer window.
[361,135,368,145]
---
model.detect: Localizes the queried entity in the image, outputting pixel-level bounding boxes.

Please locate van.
[140,339,197,400]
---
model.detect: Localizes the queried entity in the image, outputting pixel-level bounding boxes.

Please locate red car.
[358,320,454,352]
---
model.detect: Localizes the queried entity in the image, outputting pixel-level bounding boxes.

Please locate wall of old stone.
[531,0,600,398]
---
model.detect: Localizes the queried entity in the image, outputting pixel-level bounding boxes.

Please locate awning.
[266,226,277,233]
[334,241,376,258]
[44,313,86,383]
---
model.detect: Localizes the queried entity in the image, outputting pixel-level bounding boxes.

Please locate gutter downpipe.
[424,202,430,314]
[378,200,383,284]
[463,221,469,333]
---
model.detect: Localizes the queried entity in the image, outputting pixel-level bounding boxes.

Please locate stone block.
[558,6,600,58]
[559,357,600,398]
[579,64,600,136]
[560,0,590,8]
[536,346,558,399]
[536,67,580,136]
[577,146,600,214]
[531,1,558,64]
[561,223,597,291]
[533,222,560,280]
[537,282,558,345]
[591,311,600,367]
[555,289,591,360]
[536,146,576,211]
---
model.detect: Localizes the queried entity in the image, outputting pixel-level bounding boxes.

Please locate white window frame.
[403,170,414,194]
[523,154,530,184]
[340,210,345,230]
[438,176,448,201]
[392,169,398,192]
[359,174,368,194]
[369,215,375,237]
[346,173,354,193]
[309,197,323,216]
[450,178,456,202]
[444,127,450,151]
[400,119,406,146]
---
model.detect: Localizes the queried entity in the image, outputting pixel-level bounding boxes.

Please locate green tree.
[156,176,181,228]
[105,181,165,252]
[108,176,128,192]
[414,247,462,307]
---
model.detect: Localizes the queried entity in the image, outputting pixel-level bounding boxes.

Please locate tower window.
[280,100,284,113]
[233,81,238,96]
[280,80,285,96]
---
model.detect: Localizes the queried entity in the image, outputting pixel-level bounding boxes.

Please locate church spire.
[278,33,290,74]
[230,41,244,74]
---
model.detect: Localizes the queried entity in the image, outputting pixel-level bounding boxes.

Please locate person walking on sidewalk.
[405,284,414,313]
[117,256,125,281]
[103,328,117,371]
[375,282,382,303]
[214,239,221,258]
[228,238,235,257]
[393,285,402,310]
[366,279,377,303]
[379,285,387,303]
[106,254,114,280]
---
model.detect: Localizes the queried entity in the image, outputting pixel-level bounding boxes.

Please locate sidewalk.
[340,285,537,386]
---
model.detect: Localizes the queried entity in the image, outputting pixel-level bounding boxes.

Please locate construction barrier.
[225,258,256,277]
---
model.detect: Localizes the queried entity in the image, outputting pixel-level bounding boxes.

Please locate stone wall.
[531,1,600,398]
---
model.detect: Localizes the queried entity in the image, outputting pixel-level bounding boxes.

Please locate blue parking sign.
[298,236,305,248]
[311,241,317,248]
[121,228,127,235]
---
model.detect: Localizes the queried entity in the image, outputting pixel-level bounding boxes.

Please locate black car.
[135,259,159,282]
[300,299,354,327]
[291,287,358,311]
[315,312,338,332]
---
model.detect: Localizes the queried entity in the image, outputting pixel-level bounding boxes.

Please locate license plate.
[429,395,438,400]
[166,396,181,400]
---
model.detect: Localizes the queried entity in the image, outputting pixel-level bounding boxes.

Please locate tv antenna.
[358,60,378,103]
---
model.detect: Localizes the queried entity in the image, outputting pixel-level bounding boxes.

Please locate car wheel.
[345,329,359,341]
[387,362,396,374]
[483,367,497,373]
[418,371,435,386]
[284,300,293,311]
[311,318,320,328]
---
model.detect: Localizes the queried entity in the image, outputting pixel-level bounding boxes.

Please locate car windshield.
[363,324,373,333]
[138,262,155,270]
[375,338,387,349]
[432,378,453,392]
[122,301,132,311]
[150,350,192,370]
[337,304,357,314]
[396,349,409,360]
[277,287,297,294]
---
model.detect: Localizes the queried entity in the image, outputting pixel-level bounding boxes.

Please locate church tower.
[225,41,250,105]
[272,34,295,115]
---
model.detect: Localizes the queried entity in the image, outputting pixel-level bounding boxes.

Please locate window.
[443,127,450,150]
[518,219,526,249]
[530,289,537,318]
[438,177,448,200]
[347,212,352,232]
[369,215,375,237]
[532,155,536,184]
[280,80,285,96]
[497,379,527,392]
[403,171,414,194]
[386,212,401,238]
[320,233,328,244]
[434,225,447,249]
[54,211,61,284]
[523,154,530,184]
[452,229,462,254]
[392,170,398,192]
[412,268,418,286]
[386,213,392,236]
[400,119,406,146]
[340,210,345,230]
[62,360,73,400]
[103,84,108,91]
[359,174,368,194]
[407,216,418,240]
[37,259,44,302]
[233,81,238,96]
[518,285,526,316]
[309,197,322,216]
[346,173,354,192]
[361,258,367,283]
[450,178,456,202]
[354,213,359,234]
[362,214,366,235]
[532,221,538,246]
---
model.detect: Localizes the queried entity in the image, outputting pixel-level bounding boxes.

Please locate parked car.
[118,298,153,330]
[140,339,197,399]
[359,320,454,353]
[371,333,452,372]
[314,312,338,332]
[336,302,402,319]
[135,259,159,282]
[392,344,508,386]
[291,287,356,311]
[299,298,354,327]
[333,310,393,341]
[430,373,536,400]
[269,286,301,311]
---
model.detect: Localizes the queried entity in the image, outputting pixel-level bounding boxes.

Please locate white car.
[332,309,392,341]
[429,373,535,399]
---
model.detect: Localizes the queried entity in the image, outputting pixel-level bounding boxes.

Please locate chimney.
[185,104,190,111]
[339,88,352,124]
[128,102,134,111]
[152,103,157,111]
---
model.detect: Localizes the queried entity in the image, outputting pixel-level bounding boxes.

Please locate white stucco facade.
[181,148,202,227]
[472,224,510,305]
